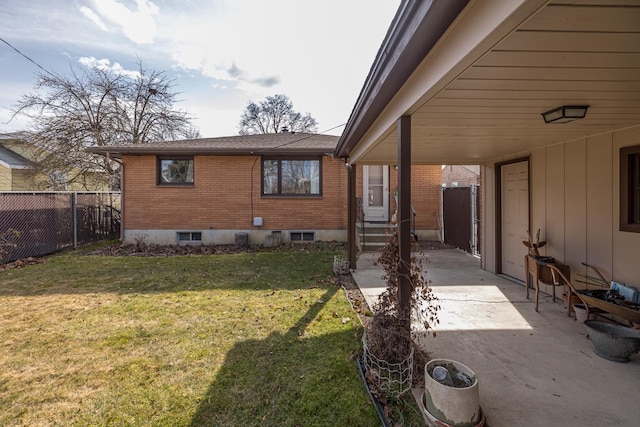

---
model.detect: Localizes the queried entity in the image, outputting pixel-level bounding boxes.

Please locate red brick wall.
[355,165,442,229]
[123,154,348,230]
[405,165,442,230]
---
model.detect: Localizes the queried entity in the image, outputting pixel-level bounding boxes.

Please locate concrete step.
[356,224,394,235]
[358,231,392,239]
[356,222,394,252]
[360,242,385,252]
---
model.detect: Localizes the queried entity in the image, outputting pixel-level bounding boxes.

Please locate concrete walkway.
[352,249,640,427]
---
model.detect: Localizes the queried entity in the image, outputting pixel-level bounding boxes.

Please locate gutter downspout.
[107,152,125,242]
[345,158,357,269]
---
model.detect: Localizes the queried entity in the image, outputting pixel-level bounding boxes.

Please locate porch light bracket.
[541,105,589,124]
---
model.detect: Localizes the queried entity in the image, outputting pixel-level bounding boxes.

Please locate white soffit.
[350,0,640,165]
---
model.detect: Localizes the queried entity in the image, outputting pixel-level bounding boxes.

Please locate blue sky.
[0,0,399,138]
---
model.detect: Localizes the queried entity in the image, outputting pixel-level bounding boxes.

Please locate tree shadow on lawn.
[189,286,379,427]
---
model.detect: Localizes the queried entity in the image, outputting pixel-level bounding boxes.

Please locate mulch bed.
[84,240,350,257]
[0,257,48,272]
[83,243,250,257]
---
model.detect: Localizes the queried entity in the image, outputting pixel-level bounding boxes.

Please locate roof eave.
[87,147,332,157]
[334,0,468,159]
[0,160,35,169]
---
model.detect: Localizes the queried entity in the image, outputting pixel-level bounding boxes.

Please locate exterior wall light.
[541,105,589,124]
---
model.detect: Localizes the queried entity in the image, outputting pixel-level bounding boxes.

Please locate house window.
[262,156,321,196]
[51,171,67,191]
[177,231,202,243]
[158,156,194,186]
[290,231,315,242]
[620,145,640,232]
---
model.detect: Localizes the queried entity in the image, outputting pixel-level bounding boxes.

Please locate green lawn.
[0,244,380,426]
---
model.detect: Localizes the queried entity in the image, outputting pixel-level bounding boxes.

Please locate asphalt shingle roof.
[0,144,36,169]
[87,133,340,157]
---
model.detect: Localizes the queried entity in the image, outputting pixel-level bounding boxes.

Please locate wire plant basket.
[362,332,414,397]
[333,255,350,276]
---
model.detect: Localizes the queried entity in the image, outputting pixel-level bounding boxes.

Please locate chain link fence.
[1,192,121,263]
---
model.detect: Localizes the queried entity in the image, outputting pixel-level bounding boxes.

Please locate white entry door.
[363,165,389,222]
[501,161,529,281]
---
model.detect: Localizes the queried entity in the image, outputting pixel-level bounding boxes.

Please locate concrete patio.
[352,249,640,427]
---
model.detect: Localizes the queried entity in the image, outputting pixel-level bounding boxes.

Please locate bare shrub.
[0,229,20,263]
[365,229,440,385]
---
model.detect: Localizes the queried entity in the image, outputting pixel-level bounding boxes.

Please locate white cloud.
[1,107,29,132]
[79,6,108,31]
[188,104,247,136]
[0,0,400,137]
[0,86,34,131]
[160,0,400,131]
[85,0,159,45]
[78,56,141,79]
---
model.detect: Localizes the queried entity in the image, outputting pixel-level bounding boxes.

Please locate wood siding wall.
[484,125,640,286]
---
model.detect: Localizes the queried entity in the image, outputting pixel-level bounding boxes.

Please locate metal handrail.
[394,193,417,241]
[355,197,365,249]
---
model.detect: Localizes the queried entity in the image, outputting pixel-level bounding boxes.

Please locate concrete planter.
[423,359,484,427]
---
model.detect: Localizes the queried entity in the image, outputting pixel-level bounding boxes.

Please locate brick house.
[90,132,441,246]
[441,165,479,188]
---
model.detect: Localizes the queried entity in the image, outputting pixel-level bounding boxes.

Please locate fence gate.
[442,186,479,255]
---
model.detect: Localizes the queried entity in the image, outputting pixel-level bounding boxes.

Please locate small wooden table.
[525,255,571,313]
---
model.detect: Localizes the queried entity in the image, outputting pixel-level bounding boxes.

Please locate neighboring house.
[88,132,444,247]
[0,138,37,191]
[442,165,479,187]
[335,0,640,286]
[0,133,111,191]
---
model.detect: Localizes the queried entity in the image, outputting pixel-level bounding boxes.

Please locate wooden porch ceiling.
[350,0,640,165]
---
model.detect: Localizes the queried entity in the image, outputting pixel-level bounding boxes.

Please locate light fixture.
[541,105,589,124]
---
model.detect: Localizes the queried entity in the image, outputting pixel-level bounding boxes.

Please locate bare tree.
[0,229,20,262]
[238,94,317,135]
[12,61,199,190]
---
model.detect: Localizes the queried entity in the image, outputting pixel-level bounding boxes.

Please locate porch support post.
[347,160,357,269]
[397,115,412,319]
